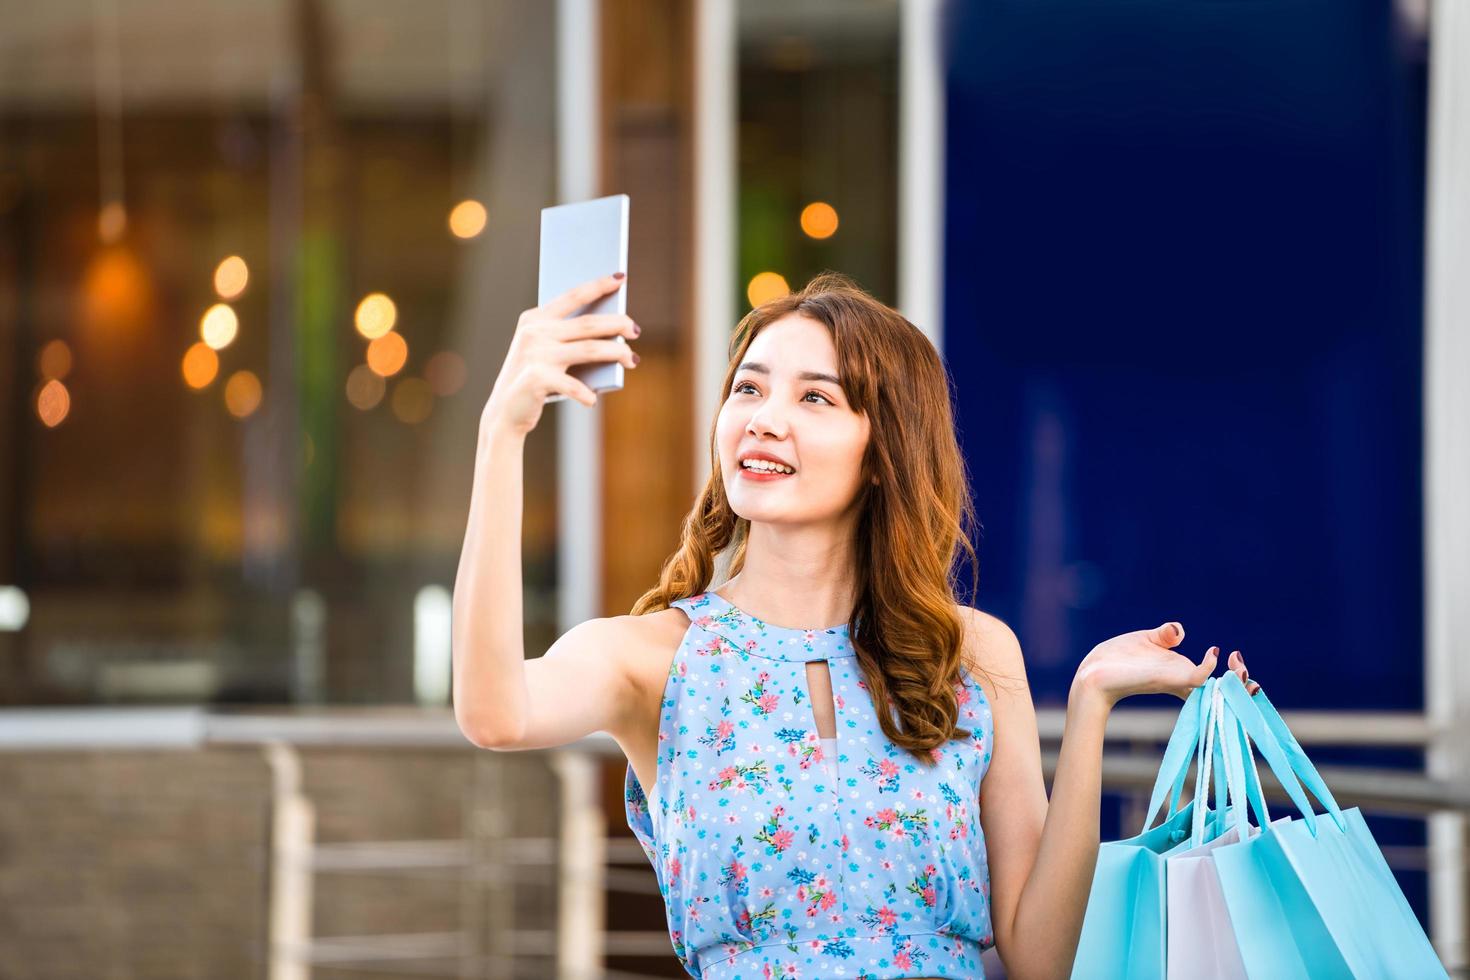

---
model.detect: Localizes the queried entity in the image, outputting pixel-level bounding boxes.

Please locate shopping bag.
[1165,678,1289,978]
[1070,678,1241,980]
[1204,671,1449,979]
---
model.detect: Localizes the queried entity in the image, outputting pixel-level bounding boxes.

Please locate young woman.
[453,270,1259,979]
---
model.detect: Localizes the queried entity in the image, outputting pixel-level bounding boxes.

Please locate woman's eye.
[730,381,831,405]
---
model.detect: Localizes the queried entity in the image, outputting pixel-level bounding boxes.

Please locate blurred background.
[1,0,1466,977]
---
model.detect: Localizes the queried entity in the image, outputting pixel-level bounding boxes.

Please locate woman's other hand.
[1070,621,1223,708]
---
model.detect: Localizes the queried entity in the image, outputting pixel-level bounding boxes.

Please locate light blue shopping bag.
[1071,677,1251,980]
[1203,671,1449,979]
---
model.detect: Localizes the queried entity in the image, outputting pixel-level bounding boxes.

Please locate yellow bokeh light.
[354,292,397,339]
[424,350,467,397]
[36,379,70,427]
[448,199,488,239]
[366,330,409,377]
[800,201,839,239]
[390,376,434,424]
[182,342,220,389]
[214,255,249,299]
[224,370,263,418]
[38,339,73,380]
[746,271,791,308]
[200,303,238,350]
[345,363,386,410]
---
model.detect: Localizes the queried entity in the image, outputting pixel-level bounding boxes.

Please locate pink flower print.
[773,829,794,851]
[895,951,913,969]
[834,693,845,709]
[874,807,897,824]
[669,857,682,878]
[922,885,938,907]
[955,684,972,705]
[913,788,925,800]
[759,692,780,713]
[728,859,747,881]
[718,766,737,782]
[718,720,735,739]
[878,759,899,779]
[782,965,800,978]
[820,890,838,910]
[757,670,770,684]
[879,906,897,929]
[759,886,774,898]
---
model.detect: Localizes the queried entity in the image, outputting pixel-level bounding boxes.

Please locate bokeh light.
[448,199,487,239]
[346,363,387,410]
[799,201,839,239]
[366,331,409,377]
[424,350,467,397]
[182,342,220,389]
[200,303,238,350]
[213,256,249,299]
[37,339,72,380]
[390,377,434,424]
[746,271,790,308]
[35,379,70,427]
[354,292,397,339]
[223,370,262,418]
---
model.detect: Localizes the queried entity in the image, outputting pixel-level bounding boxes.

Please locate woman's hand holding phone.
[481,272,640,437]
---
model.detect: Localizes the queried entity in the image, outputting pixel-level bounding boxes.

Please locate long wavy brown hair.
[631,271,1007,764]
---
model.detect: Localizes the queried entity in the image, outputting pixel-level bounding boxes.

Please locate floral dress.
[624,590,997,979]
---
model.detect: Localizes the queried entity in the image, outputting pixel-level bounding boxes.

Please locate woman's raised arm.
[450,273,640,748]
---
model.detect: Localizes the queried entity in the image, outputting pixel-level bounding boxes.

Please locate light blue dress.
[624,590,997,978]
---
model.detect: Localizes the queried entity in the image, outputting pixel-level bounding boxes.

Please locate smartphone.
[537,193,630,402]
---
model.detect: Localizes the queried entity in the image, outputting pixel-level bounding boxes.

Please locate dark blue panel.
[942,0,1429,924]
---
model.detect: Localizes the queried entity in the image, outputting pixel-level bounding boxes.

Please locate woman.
[453,270,1259,979]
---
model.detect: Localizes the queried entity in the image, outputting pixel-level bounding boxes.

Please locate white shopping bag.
[1164,682,1285,978]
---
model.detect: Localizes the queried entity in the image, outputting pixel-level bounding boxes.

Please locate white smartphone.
[537,193,630,402]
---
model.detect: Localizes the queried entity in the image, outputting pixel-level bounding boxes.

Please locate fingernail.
[632,352,641,364]
[632,323,641,336]
[613,271,626,279]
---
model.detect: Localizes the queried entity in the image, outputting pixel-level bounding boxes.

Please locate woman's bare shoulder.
[953,603,1025,682]
[609,605,695,694]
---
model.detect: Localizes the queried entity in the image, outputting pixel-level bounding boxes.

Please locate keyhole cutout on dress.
[805,660,837,739]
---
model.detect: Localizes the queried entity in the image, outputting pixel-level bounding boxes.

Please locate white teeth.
[742,458,794,474]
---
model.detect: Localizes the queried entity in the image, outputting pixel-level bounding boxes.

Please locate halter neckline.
[671,589,857,662]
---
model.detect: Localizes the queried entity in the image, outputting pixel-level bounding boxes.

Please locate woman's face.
[717,314,872,526]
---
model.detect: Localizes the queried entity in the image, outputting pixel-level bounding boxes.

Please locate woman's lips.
[738,465,795,482]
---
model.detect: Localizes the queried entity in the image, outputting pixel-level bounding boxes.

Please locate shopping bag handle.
[1140,681,1207,833]
[1216,670,1347,837]
[1192,681,1271,847]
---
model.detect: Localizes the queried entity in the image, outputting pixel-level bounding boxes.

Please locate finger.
[539,272,626,319]
[1150,621,1185,648]
[554,338,639,369]
[547,313,639,341]
[1185,645,1219,694]
[551,373,599,407]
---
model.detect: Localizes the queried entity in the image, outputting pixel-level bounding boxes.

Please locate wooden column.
[598,1,700,618]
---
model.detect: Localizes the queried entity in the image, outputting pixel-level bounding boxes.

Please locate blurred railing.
[1,704,1466,978]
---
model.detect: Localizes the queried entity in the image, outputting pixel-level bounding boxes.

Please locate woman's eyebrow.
[735,361,843,387]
